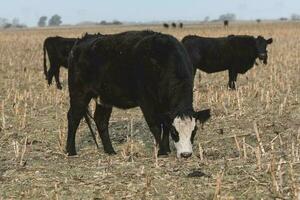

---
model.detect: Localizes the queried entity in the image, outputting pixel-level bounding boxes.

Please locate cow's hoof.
[66,146,77,156]
[105,149,117,155]
[67,151,77,156]
[158,154,169,158]
[158,150,169,157]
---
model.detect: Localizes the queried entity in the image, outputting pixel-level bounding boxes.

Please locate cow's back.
[182,35,258,74]
[70,31,194,110]
[69,31,157,108]
[182,36,231,73]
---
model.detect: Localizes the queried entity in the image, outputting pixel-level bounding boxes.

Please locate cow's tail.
[43,42,48,80]
[84,109,99,149]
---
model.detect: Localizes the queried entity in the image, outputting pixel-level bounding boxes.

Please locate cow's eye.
[191,126,198,144]
[194,125,198,131]
[170,127,179,142]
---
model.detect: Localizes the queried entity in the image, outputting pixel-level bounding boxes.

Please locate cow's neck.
[168,80,194,116]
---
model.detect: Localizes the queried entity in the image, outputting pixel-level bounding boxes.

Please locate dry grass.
[0,22,300,199]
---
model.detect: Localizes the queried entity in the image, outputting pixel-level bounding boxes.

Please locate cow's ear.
[194,109,211,123]
[267,38,273,44]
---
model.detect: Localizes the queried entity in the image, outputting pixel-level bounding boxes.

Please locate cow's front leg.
[140,105,168,157]
[228,69,238,90]
[148,123,164,156]
[158,124,171,156]
[94,104,116,155]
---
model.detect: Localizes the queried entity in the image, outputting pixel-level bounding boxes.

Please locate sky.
[1,0,300,27]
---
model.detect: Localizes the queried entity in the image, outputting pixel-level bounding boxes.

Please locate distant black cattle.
[224,20,229,27]
[43,37,76,89]
[179,23,183,28]
[163,23,169,28]
[43,33,101,89]
[66,30,210,158]
[182,35,273,89]
[171,22,177,28]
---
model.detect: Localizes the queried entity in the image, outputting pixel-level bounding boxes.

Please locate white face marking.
[96,97,102,105]
[172,116,196,158]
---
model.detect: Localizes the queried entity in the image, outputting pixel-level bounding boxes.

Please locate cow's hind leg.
[228,69,238,90]
[94,104,116,154]
[54,67,62,90]
[47,63,57,86]
[66,94,91,156]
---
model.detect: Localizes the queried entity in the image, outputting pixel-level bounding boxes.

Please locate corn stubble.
[0,22,299,199]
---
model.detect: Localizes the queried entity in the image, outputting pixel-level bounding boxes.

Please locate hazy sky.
[1,0,299,26]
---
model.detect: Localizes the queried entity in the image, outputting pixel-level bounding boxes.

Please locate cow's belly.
[96,84,138,109]
[197,62,228,73]
[235,65,253,74]
[101,95,138,109]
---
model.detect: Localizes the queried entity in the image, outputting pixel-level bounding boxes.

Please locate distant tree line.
[291,14,300,21]
[98,20,123,25]
[38,16,123,27]
[218,13,236,21]
[38,15,62,27]
[278,14,300,21]
[75,20,123,26]
[0,17,27,29]
[202,13,300,23]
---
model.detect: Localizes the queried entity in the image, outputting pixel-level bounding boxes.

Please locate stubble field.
[0,22,300,199]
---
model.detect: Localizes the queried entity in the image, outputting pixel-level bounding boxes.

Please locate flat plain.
[0,22,300,199]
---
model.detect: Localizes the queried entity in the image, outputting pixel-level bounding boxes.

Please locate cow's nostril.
[180,152,192,158]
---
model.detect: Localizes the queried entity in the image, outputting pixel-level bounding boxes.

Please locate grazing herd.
[43,28,273,159]
[163,22,183,28]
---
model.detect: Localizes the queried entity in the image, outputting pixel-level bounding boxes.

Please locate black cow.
[182,35,273,89]
[163,23,169,28]
[224,20,229,27]
[171,22,177,28]
[43,36,76,89]
[67,30,210,158]
[43,33,101,89]
[179,23,183,28]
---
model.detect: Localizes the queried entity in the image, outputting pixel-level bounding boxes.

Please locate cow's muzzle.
[180,152,192,158]
[258,53,268,64]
